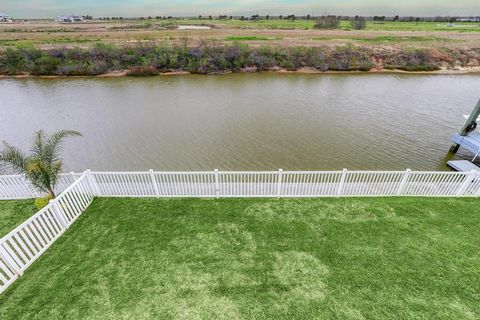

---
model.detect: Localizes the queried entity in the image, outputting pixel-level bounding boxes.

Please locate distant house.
[0,13,13,22]
[457,17,480,22]
[55,14,85,23]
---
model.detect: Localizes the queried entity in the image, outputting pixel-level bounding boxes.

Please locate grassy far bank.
[0,200,37,238]
[1,197,479,319]
[7,19,478,32]
[1,42,479,76]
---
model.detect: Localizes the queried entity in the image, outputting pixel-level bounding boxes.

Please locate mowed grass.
[224,35,281,41]
[0,200,37,237]
[1,197,479,319]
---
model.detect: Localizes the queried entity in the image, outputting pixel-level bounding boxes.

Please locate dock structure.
[447,160,480,172]
[450,99,480,165]
[451,131,480,161]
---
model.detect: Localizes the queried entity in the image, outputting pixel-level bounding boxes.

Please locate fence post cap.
[214,169,219,172]
[279,169,283,172]
[70,172,75,175]
[85,169,91,173]
[149,169,154,172]
[406,169,412,172]
[342,168,348,172]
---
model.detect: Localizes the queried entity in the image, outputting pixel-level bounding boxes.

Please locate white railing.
[90,169,480,198]
[0,174,94,294]
[1,168,480,294]
[0,173,82,200]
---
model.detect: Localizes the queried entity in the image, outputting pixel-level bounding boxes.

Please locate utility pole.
[450,98,480,153]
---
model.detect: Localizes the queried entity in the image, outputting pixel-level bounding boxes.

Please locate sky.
[1,0,479,18]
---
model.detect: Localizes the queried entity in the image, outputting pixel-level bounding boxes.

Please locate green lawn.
[0,200,37,237]
[1,197,479,319]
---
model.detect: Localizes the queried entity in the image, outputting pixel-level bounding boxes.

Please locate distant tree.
[266,15,270,20]
[351,15,366,30]
[251,14,259,21]
[198,15,202,20]
[0,130,82,198]
[287,14,295,20]
[208,15,212,20]
[279,15,283,19]
[306,14,311,20]
[393,15,400,22]
[314,15,341,29]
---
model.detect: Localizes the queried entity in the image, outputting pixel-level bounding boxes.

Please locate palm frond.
[0,130,81,197]
[45,130,82,163]
[0,142,29,174]
[31,130,46,157]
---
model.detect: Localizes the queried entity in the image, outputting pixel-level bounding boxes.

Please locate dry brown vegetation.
[0,20,479,50]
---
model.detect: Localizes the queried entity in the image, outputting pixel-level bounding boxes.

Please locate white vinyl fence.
[1,168,480,294]
[90,169,480,198]
[0,173,82,200]
[0,174,95,294]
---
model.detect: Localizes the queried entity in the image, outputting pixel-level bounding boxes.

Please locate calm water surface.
[1,73,479,172]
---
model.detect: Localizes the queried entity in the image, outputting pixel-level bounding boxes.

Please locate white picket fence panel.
[0,174,94,294]
[1,168,480,295]
[0,173,82,200]
[89,169,480,198]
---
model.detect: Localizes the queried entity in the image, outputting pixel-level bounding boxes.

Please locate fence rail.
[0,173,82,200]
[1,168,480,294]
[0,174,94,294]
[90,169,480,198]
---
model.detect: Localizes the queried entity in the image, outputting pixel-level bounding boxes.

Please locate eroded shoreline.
[2,66,480,79]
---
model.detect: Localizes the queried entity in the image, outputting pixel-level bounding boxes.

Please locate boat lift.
[448,99,480,171]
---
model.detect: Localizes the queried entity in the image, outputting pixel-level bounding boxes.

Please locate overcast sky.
[1,0,479,18]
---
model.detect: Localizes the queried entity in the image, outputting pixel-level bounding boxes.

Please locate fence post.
[396,169,412,196]
[277,169,283,198]
[456,170,476,196]
[474,171,480,197]
[337,169,348,197]
[49,199,68,229]
[214,169,220,198]
[85,170,101,196]
[70,172,78,182]
[0,245,23,276]
[149,169,160,197]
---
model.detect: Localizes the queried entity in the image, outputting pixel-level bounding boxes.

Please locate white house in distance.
[0,13,13,22]
[55,15,85,23]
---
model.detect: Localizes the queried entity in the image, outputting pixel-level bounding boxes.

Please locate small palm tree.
[0,130,82,198]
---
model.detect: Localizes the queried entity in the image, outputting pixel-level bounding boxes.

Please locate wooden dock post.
[450,99,480,153]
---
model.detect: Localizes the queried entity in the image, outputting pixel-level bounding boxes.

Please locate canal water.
[1,73,479,172]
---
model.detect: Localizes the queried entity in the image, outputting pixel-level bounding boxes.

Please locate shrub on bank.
[385,48,441,71]
[127,66,159,76]
[0,43,461,76]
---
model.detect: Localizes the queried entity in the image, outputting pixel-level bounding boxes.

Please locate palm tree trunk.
[47,186,56,198]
